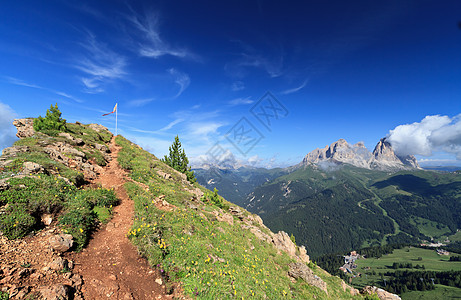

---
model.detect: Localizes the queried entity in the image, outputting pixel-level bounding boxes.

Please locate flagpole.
[115,102,118,136]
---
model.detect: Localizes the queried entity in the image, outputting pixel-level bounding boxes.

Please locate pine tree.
[33,103,67,132]
[162,135,196,183]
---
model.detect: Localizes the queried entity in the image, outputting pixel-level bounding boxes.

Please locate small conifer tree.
[33,103,66,132]
[162,135,196,183]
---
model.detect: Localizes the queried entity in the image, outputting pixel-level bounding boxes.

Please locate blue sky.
[0,1,460,167]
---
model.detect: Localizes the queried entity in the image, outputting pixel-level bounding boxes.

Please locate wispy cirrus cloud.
[281,78,309,95]
[126,98,155,108]
[168,68,190,99]
[3,76,83,103]
[74,33,127,93]
[225,41,284,78]
[126,9,194,59]
[228,97,253,106]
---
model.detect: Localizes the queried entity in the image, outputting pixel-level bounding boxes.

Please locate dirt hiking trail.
[72,137,172,300]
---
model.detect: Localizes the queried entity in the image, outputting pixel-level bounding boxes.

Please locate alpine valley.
[195,138,461,258]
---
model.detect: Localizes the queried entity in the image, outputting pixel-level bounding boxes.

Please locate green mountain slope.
[242,165,461,258]
[194,167,288,207]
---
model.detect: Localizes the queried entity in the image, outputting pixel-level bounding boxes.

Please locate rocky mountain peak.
[369,138,419,170]
[302,137,419,171]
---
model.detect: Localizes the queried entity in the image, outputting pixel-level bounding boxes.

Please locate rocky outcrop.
[87,123,109,133]
[301,138,419,171]
[362,286,401,300]
[369,138,419,171]
[23,161,43,174]
[13,118,35,138]
[288,262,327,293]
[272,231,297,257]
[58,132,84,146]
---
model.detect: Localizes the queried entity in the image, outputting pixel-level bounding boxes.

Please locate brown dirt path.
[71,137,171,300]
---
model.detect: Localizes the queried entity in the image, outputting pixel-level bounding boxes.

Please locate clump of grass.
[0,203,36,239]
[59,187,117,250]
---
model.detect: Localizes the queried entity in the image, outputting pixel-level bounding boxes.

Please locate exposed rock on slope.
[369,138,419,171]
[301,138,419,171]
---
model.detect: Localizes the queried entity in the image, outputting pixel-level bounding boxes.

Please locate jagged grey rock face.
[301,138,419,171]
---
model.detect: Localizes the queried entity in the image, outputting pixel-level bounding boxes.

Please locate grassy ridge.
[115,135,362,299]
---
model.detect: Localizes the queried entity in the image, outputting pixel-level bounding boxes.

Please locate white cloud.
[168,68,190,99]
[281,78,309,95]
[228,97,253,106]
[187,122,224,140]
[387,114,461,159]
[318,160,342,172]
[127,10,193,59]
[75,33,127,93]
[231,81,245,91]
[0,102,18,151]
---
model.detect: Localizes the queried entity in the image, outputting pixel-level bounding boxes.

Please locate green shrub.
[33,103,66,132]
[73,188,118,208]
[59,188,117,249]
[201,188,224,208]
[0,291,9,300]
[59,207,96,250]
[93,206,112,224]
[0,204,36,239]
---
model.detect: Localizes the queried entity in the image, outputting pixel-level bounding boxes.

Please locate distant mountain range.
[195,137,461,258]
[299,138,419,171]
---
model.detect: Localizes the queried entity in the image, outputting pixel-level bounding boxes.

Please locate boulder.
[216,213,234,226]
[49,234,73,252]
[23,161,43,174]
[13,118,35,138]
[362,286,401,300]
[229,206,244,220]
[341,280,360,296]
[41,214,53,226]
[88,123,109,133]
[298,245,310,264]
[288,262,327,293]
[272,231,297,257]
[157,170,172,180]
[40,284,71,300]
[48,257,69,271]
[58,132,84,146]
[94,143,110,153]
